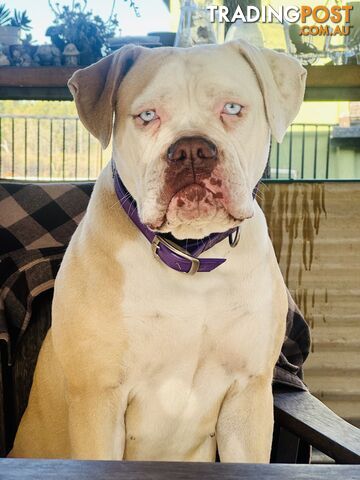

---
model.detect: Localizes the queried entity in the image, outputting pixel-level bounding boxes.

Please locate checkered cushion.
[0,181,310,390]
[0,183,93,350]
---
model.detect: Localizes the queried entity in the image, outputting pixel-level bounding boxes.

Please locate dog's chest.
[117,234,279,374]
[121,259,273,378]
[124,289,269,377]
[114,260,274,459]
[116,254,275,454]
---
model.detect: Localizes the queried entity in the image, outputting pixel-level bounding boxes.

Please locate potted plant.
[46,0,120,66]
[0,4,31,46]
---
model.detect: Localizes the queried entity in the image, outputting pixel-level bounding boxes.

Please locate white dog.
[10,41,306,462]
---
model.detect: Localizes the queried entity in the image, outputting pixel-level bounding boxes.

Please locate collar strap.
[111,159,241,275]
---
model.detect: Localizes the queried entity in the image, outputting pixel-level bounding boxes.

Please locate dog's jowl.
[10,41,306,462]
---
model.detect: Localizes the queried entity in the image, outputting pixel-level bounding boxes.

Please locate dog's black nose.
[167,136,218,165]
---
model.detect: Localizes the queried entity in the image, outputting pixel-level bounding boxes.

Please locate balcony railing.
[0,115,358,182]
[0,114,108,182]
[269,123,334,180]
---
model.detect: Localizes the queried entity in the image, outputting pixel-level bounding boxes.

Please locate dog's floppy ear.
[233,40,307,143]
[68,45,142,149]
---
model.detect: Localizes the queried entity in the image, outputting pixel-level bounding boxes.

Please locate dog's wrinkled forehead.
[120,46,263,111]
[68,41,306,148]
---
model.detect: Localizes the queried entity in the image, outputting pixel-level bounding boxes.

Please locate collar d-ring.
[229,226,241,248]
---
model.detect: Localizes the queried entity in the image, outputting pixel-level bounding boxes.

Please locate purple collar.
[111,159,241,275]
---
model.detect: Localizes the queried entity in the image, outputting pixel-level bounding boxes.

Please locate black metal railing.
[0,114,109,181]
[0,115,357,181]
[269,124,336,180]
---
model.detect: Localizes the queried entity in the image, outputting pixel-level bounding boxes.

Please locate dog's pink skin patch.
[167,184,223,222]
[199,165,232,210]
[165,163,233,223]
[210,177,222,187]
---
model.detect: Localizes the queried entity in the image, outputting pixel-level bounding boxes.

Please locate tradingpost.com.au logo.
[207,5,353,36]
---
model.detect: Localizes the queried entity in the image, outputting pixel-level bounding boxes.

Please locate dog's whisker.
[258,180,270,192]
[255,188,265,199]
[255,181,268,201]
[108,192,133,211]
[108,200,120,210]
[130,201,136,216]
[254,192,265,202]
[130,200,138,217]
[131,200,138,217]
[120,192,131,202]
[225,180,266,202]
[126,199,135,216]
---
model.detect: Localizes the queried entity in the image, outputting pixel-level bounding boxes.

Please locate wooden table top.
[0,459,359,479]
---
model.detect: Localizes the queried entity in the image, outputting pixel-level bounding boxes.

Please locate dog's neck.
[111,158,241,275]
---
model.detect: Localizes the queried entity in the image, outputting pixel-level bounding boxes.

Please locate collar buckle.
[152,235,200,275]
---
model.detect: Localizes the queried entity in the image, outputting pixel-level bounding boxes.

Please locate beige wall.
[259,181,360,426]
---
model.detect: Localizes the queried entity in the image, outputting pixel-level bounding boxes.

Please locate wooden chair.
[1,289,360,463]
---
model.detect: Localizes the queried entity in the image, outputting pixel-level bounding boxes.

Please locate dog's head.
[69,42,306,239]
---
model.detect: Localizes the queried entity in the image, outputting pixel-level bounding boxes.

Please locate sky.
[9,0,172,43]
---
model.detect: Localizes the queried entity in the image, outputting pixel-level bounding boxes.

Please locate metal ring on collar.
[228,227,241,248]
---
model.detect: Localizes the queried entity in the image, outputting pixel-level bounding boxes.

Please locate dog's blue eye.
[223,103,242,115]
[139,110,157,122]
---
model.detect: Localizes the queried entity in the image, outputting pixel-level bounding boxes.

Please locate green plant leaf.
[0,3,11,25]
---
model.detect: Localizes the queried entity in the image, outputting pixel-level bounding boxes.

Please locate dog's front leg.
[216,375,274,463]
[67,386,127,460]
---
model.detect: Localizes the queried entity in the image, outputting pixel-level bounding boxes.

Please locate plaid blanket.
[0,181,310,390]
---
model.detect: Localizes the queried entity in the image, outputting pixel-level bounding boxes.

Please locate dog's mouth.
[146,180,240,231]
[168,183,224,215]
